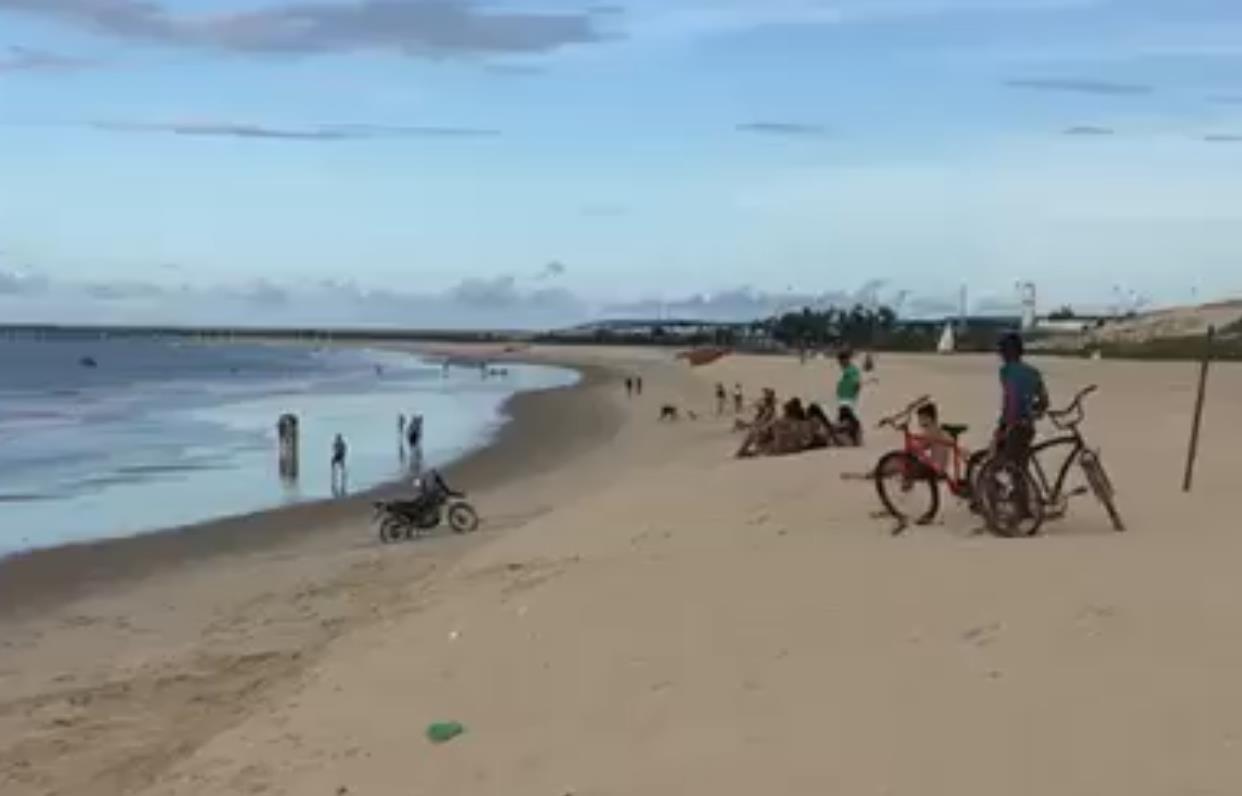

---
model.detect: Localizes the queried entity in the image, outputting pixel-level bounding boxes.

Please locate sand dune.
[1087,300,1242,344]
[4,346,1242,795]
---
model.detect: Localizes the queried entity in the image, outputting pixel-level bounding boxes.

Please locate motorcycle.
[374,472,479,543]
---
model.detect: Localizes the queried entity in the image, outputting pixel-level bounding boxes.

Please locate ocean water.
[0,336,576,556]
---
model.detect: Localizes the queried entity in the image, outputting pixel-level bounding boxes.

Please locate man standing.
[992,331,1049,522]
[994,332,1048,464]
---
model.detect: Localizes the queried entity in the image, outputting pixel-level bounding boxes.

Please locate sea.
[0,334,577,557]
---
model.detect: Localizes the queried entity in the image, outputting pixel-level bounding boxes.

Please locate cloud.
[603,285,870,322]
[0,45,97,73]
[973,295,1022,315]
[1005,78,1153,96]
[535,261,567,280]
[83,281,168,301]
[736,121,830,138]
[903,295,960,317]
[0,0,609,58]
[83,120,500,141]
[0,272,594,329]
[0,269,49,295]
[1062,125,1115,136]
[1204,134,1242,143]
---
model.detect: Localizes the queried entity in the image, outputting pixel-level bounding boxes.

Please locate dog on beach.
[658,405,698,422]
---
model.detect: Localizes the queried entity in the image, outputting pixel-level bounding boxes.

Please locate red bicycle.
[873,395,990,530]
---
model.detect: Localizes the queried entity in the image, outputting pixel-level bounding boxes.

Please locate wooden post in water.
[1182,325,1215,493]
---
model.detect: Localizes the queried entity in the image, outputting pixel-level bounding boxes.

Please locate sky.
[2,0,1242,327]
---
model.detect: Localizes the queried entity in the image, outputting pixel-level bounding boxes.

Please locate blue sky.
[2,0,1241,327]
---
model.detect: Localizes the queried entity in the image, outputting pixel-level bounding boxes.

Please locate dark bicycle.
[981,384,1124,536]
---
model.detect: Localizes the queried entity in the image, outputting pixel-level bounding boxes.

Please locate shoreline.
[0,357,620,618]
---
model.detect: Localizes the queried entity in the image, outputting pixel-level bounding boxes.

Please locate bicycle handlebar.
[1047,384,1098,429]
[876,394,932,429]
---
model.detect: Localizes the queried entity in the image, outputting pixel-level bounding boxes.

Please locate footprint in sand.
[961,622,1003,647]
[1073,604,1120,637]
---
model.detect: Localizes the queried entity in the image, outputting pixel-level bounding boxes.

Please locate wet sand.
[5,346,1242,796]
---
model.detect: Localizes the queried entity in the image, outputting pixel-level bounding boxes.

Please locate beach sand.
[4,346,1242,795]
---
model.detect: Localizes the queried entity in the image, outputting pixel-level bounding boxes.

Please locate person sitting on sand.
[805,402,841,449]
[734,388,777,432]
[736,397,813,458]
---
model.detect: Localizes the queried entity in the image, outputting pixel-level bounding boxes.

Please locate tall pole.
[1182,325,1215,493]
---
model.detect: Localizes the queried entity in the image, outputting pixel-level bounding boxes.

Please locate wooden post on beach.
[278,413,300,482]
[1182,326,1215,493]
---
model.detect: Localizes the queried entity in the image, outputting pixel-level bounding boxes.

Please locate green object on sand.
[426,721,466,744]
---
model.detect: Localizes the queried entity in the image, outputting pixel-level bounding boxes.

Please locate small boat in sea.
[79,356,99,368]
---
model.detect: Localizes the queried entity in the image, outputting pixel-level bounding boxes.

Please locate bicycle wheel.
[964,449,991,515]
[979,458,1045,538]
[1080,450,1125,532]
[448,502,479,534]
[874,451,940,527]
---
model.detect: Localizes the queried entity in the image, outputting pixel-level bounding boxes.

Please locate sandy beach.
[4,345,1242,795]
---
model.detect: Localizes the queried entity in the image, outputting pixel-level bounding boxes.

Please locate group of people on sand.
[733,349,866,459]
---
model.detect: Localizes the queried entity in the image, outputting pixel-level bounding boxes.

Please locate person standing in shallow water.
[406,414,425,471]
[331,434,349,496]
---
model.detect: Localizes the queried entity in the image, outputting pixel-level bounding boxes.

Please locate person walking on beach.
[331,434,349,496]
[715,383,727,416]
[635,376,644,396]
[625,377,633,398]
[733,383,744,414]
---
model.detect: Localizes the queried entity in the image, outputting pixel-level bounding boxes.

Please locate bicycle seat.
[942,423,969,439]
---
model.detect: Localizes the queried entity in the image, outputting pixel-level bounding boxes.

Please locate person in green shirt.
[835,349,863,445]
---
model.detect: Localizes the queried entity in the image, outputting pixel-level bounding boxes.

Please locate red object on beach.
[678,347,730,367]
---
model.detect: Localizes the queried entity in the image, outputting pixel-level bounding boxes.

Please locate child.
[914,402,953,471]
[835,349,863,445]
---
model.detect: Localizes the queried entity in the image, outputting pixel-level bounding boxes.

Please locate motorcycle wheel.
[378,515,408,544]
[448,502,480,534]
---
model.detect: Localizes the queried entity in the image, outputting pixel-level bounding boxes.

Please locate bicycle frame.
[1028,431,1087,508]
[895,424,971,496]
